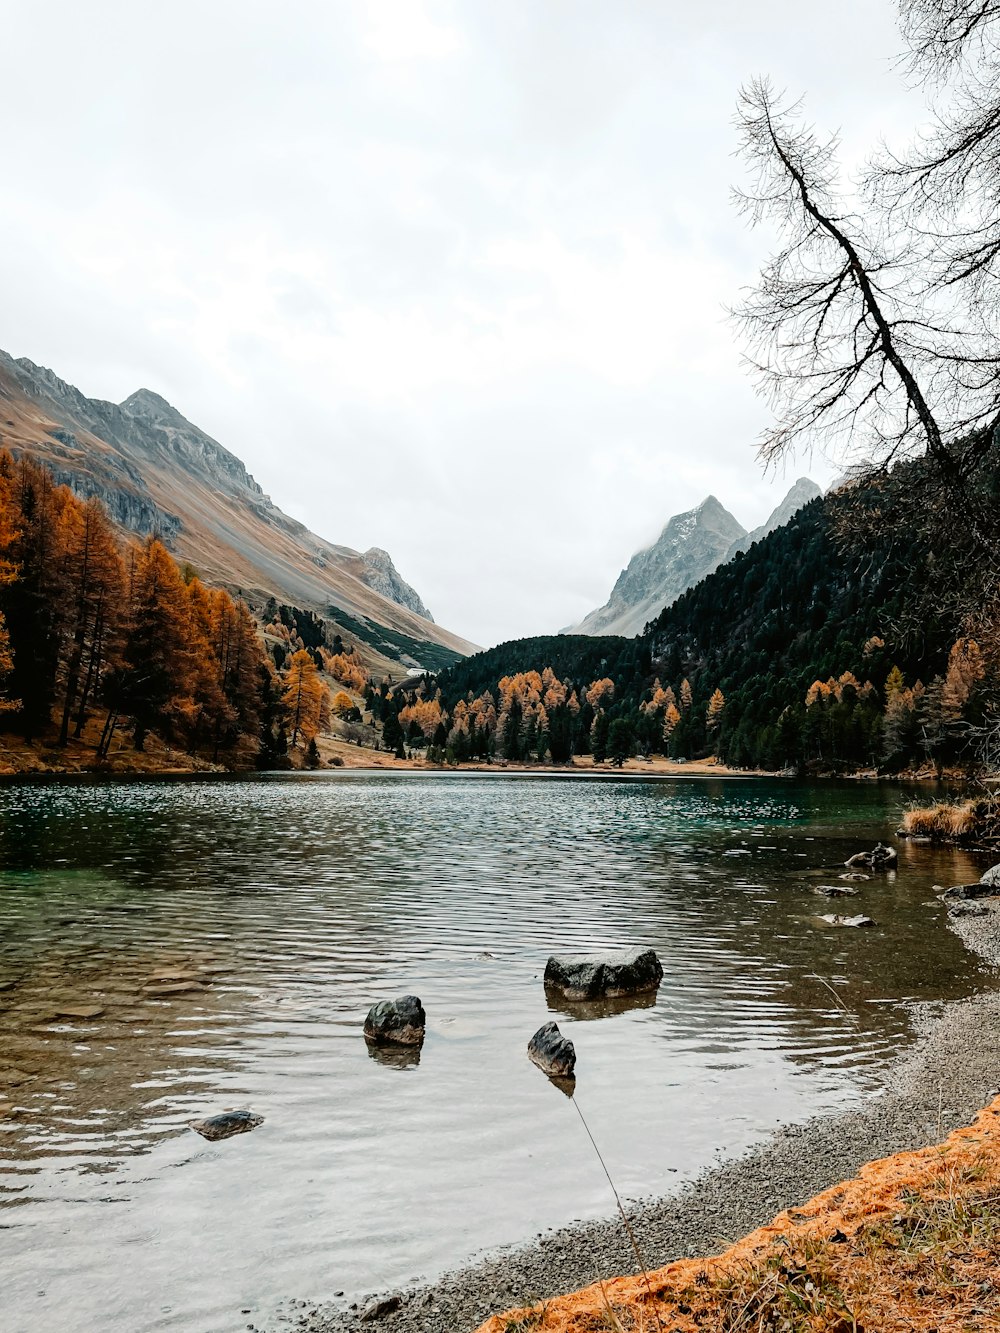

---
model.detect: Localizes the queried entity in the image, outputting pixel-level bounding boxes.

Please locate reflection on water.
[545,988,659,1021]
[0,774,994,1332]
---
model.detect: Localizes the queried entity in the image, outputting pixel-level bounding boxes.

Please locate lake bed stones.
[527,1021,576,1079]
[189,1110,264,1141]
[364,995,426,1047]
[543,947,663,1001]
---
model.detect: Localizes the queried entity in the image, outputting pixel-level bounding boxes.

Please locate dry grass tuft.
[901,795,1000,843]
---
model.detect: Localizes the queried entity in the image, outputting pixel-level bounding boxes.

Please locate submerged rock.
[844,843,897,871]
[543,947,663,1001]
[839,872,870,882]
[364,995,426,1047]
[818,914,876,928]
[189,1110,264,1141]
[527,1021,576,1079]
[812,885,859,898]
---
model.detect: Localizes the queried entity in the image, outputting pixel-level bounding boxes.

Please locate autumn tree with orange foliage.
[283,649,328,747]
[0,452,272,766]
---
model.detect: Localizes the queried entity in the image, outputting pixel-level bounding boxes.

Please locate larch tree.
[55,495,125,746]
[105,538,195,753]
[0,456,21,715]
[663,702,682,741]
[282,649,327,747]
[706,688,726,732]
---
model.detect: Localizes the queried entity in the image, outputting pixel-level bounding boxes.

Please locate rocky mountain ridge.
[564,479,819,638]
[0,349,471,668]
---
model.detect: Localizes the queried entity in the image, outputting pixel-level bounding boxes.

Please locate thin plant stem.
[571,1097,663,1331]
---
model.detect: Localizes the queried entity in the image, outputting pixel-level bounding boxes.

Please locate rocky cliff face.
[725,477,821,560]
[566,496,746,638]
[0,348,475,664]
[361,547,434,622]
[565,480,821,639]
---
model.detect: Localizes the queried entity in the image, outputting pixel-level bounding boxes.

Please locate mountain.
[0,350,475,671]
[725,476,821,559]
[435,477,960,772]
[565,481,821,639]
[564,496,746,638]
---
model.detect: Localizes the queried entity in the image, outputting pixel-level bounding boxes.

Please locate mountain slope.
[0,350,474,668]
[725,476,821,559]
[565,496,746,638]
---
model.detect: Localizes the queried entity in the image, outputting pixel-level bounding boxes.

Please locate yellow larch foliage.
[585,678,615,709]
[398,696,445,739]
[663,702,681,738]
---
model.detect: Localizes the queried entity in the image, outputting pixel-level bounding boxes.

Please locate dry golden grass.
[902,796,1000,843]
[480,1097,1000,1333]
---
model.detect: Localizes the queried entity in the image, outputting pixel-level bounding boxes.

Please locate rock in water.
[812,885,859,898]
[844,843,897,871]
[528,1022,576,1078]
[189,1110,264,1141]
[543,947,663,1001]
[818,914,876,928]
[364,995,426,1047]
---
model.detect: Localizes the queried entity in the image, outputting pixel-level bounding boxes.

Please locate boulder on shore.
[844,843,897,871]
[980,864,1000,887]
[527,1021,576,1079]
[364,995,426,1047]
[948,903,991,919]
[189,1110,264,1141]
[543,947,663,1001]
[937,883,1000,902]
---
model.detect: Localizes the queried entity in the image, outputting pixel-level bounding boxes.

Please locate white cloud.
[0,0,925,646]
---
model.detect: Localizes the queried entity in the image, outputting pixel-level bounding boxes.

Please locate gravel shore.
[271,899,1000,1333]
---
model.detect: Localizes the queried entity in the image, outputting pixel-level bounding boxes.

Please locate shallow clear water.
[0,773,993,1332]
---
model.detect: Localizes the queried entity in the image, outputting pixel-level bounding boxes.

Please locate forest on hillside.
[0,452,383,769]
[399,471,991,774]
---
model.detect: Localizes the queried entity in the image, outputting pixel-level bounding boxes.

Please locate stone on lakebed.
[363,995,426,1047]
[543,947,663,1001]
[818,913,876,928]
[527,1021,576,1079]
[189,1110,264,1141]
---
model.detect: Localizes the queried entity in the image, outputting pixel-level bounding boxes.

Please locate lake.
[0,773,992,1332]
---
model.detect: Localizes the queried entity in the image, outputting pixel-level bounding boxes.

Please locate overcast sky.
[2,1,927,647]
